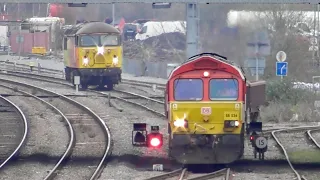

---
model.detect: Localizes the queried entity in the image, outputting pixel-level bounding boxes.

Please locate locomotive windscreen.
[209,79,238,100]
[174,79,203,101]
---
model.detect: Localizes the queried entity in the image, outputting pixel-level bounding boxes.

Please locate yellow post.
[29,61,35,72]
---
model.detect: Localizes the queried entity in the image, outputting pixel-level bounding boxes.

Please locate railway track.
[0,95,28,169]
[145,167,231,180]
[0,70,165,117]
[6,66,320,180]
[271,126,320,180]
[0,85,74,179]
[0,62,166,90]
[0,78,113,180]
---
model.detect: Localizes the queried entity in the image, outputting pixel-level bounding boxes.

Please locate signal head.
[147,133,163,148]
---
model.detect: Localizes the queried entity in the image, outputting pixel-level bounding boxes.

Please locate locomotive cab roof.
[168,53,245,80]
[64,22,120,36]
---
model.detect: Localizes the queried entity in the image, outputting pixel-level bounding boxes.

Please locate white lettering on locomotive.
[201,107,212,115]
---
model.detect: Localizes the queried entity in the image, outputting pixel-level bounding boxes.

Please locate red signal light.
[250,135,254,141]
[150,137,161,147]
[147,133,163,148]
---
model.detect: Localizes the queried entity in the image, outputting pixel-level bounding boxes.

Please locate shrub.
[265,77,316,105]
[259,77,320,123]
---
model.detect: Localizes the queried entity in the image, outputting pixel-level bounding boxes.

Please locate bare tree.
[249,5,313,81]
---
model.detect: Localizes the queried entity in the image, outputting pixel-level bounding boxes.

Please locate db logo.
[201,107,211,115]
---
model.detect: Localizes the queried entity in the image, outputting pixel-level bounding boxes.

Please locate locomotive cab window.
[174,79,203,101]
[79,34,119,47]
[209,79,238,100]
[80,35,99,47]
[101,35,120,46]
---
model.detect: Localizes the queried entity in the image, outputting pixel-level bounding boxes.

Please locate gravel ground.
[271,129,320,180]
[0,95,25,162]
[115,83,164,97]
[0,81,109,180]
[109,90,164,115]
[230,164,296,180]
[0,89,69,180]
[0,54,168,84]
[70,96,174,180]
[39,99,108,180]
[0,74,97,96]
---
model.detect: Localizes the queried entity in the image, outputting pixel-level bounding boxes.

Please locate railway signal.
[132,123,163,148]
[250,134,268,160]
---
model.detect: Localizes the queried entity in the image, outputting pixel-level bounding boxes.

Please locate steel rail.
[94,90,166,117]
[0,95,28,169]
[271,126,320,180]
[0,70,166,117]
[187,168,230,180]
[144,168,185,180]
[0,77,113,180]
[0,63,167,89]
[0,84,76,179]
[307,129,320,148]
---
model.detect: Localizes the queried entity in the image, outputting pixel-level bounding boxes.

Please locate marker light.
[203,71,209,77]
[113,55,118,65]
[83,57,89,66]
[97,46,104,54]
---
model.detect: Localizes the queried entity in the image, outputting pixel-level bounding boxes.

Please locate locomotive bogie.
[169,133,244,164]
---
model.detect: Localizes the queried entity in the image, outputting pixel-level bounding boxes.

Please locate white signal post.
[276,51,287,81]
[74,76,80,93]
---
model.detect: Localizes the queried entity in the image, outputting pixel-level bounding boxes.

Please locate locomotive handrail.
[188,52,227,61]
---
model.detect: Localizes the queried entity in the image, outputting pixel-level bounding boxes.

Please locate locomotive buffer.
[248,121,268,160]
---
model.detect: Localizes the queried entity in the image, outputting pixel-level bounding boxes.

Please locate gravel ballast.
[0,90,69,180]
[70,96,174,180]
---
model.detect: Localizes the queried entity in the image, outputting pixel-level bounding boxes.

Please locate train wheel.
[98,84,105,89]
[254,149,257,159]
[106,82,114,91]
[81,84,88,90]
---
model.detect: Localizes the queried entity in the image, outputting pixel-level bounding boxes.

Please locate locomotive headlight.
[173,119,186,127]
[113,55,118,65]
[97,46,104,54]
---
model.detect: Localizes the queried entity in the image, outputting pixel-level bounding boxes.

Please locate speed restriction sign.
[255,136,268,149]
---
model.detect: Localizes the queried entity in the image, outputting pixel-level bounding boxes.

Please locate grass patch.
[288,149,320,163]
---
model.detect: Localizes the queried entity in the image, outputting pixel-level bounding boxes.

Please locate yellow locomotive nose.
[95,53,105,63]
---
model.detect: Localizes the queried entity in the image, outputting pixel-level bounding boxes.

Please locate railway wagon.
[164,53,266,164]
[63,22,123,90]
